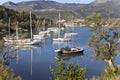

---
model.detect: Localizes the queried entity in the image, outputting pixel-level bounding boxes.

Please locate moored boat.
[53,37,71,42]
[55,46,84,54]
[57,51,84,60]
[4,11,41,45]
[52,13,71,42]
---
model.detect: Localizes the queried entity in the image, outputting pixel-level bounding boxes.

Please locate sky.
[0,0,95,5]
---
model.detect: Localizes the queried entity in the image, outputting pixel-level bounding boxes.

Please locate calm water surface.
[5,27,120,80]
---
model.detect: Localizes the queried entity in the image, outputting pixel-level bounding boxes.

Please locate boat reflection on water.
[57,52,84,60]
[4,42,41,50]
[2,44,41,76]
[13,44,41,50]
[2,44,40,65]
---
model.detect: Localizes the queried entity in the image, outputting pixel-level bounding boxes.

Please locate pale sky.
[0,0,95,5]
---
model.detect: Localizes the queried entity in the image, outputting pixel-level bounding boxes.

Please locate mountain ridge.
[2,1,85,10]
[2,0,120,19]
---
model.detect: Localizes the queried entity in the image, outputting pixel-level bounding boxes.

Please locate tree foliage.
[0,39,22,80]
[50,58,86,80]
[92,66,120,80]
[0,6,54,37]
[89,28,118,60]
[0,58,22,80]
[87,13,119,73]
[86,13,102,27]
[0,40,4,52]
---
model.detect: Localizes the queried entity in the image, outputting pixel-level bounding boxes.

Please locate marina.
[2,27,120,80]
[1,0,120,80]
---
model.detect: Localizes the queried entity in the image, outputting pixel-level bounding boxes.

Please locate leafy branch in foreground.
[92,66,120,80]
[0,39,22,80]
[87,13,119,80]
[50,58,86,80]
[0,58,22,80]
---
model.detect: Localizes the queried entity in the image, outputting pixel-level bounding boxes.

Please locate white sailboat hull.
[53,38,71,42]
[4,38,41,45]
[3,11,41,45]
[64,32,77,36]
[25,40,41,45]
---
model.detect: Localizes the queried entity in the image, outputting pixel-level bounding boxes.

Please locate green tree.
[87,13,119,79]
[0,6,54,36]
[0,58,22,80]
[50,58,86,80]
[0,39,22,80]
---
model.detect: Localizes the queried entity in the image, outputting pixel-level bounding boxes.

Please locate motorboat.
[55,46,84,54]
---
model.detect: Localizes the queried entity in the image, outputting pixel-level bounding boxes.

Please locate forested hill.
[2,1,83,20]
[2,0,120,19]
[0,6,19,21]
[76,0,120,18]
[0,6,53,36]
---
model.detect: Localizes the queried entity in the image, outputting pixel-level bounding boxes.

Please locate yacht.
[4,11,41,45]
[53,13,71,42]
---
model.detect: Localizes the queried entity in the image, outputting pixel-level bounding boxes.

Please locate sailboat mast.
[71,15,74,47]
[72,15,74,27]
[8,17,10,36]
[58,12,61,38]
[16,22,19,40]
[30,11,33,40]
[43,19,45,31]
[58,12,61,28]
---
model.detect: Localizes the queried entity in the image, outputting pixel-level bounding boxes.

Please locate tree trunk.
[105,59,118,79]
[105,59,116,71]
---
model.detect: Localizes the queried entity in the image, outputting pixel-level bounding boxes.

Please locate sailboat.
[4,11,41,45]
[24,11,41,45]
[3,17,13,42]
[3,21,21,42]
[33,19,51,40]
[64,16,78,37]
[53,13,71,42]
[55,18,84,54]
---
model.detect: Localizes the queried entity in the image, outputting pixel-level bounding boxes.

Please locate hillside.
[34,9,81,20]
[2,1,85,11]
[2,1,85,20]
[0,6,53,36]
[76,0,120,18]
[2,0,120,19]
